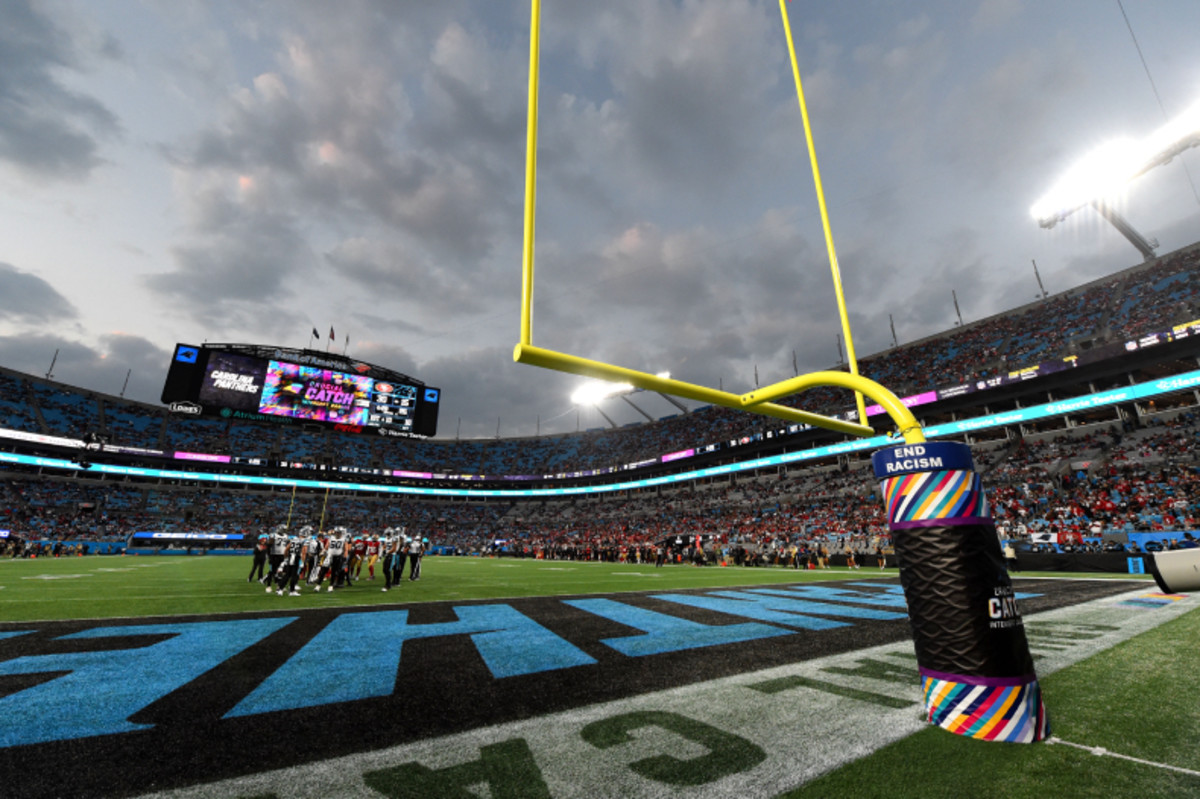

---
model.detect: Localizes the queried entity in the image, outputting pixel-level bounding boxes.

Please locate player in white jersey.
[311,530,333,592]
[275,535,305,596]
[405,533,424,581]
[303,527,323,587]
[325,527,350,590]
[382,527,403,591]
[266,525,289,593]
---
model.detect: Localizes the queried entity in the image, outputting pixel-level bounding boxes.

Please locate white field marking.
[135,587,1197,799]
[21,574,89,580]
[1048,737,1200,777]
[539,567,577,571]
[1,592,262,603]
[1013,575,1154,584]
[611,572,661,577]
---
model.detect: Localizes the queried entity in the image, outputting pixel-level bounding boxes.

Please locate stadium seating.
[4,243,1200,559]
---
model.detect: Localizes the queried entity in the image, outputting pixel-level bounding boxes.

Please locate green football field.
[0,552,1156,622]
[1,553,916,622]
[1,554,1196,798]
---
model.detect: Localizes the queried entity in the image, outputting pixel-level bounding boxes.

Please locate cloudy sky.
[2,0,1199,438]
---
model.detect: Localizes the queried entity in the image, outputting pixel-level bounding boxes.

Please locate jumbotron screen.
[162,343,439,437]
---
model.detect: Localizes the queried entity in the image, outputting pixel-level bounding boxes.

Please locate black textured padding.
[893,523,1036,678]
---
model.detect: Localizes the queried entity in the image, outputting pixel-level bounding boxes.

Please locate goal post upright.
[519,0,542,348]
[777,0,868,428]
[513,0,922,445]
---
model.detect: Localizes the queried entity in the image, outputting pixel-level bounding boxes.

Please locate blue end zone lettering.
[0,618,295,747]
[652,591,908,628]
[845,582,1040,602]
[564,598,792,656]
[226,605,596,718]
[747,585,910,608]
[0,631,34,641]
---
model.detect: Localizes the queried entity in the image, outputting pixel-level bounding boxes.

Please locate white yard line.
[1048,737,1200,777]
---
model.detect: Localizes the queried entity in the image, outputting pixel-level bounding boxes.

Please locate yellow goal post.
[513,0,925,446]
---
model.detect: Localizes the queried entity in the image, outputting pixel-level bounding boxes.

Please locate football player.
[266,524,289,593]
[350,532,367,579]
[365,534,381,580]
[382,527,402,591]
[276,534,305,596]
[326,526,350,589]
[406,533,424,581]
[248,528,269,583]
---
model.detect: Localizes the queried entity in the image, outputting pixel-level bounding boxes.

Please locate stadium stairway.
[21,379,48,435]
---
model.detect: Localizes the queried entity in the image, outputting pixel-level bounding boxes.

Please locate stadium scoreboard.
[161,343,440,438]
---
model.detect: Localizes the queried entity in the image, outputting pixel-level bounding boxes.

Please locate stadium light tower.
[1031,98,1200,261]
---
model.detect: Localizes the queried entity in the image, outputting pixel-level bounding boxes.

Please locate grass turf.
[0,553,1189,799]
[0,554,915,622]
[779,602,1200,799]
[0,554,1155,623]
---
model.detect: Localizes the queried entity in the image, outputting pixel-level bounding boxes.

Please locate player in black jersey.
[248,530,269,583]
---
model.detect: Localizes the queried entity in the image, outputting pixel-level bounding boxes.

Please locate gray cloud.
[0,0,120,179]
[150,5,534,350]
[0,262,79,323]
[170,10,522,261]
[144,187,315,328]
[325,237,485,317]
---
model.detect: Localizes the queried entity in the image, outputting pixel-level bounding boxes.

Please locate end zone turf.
[1,557,1189,798]
[116,580,1195,799]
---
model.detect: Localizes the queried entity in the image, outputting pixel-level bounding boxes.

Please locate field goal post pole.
[285,485,297,529]
[317,487,331,534]
[777,0,867,427]
[513,0,922,444]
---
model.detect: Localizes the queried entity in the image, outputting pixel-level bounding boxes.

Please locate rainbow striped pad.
[922,671,1049,743]
[881,469,991,529]
[1119,592,1190,608]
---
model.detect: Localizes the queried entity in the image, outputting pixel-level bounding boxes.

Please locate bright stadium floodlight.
[1031,97,1200,260]
[570,379,634,406]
